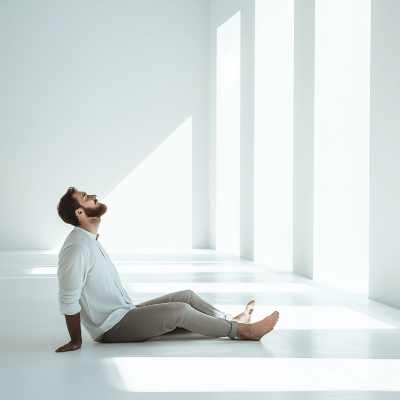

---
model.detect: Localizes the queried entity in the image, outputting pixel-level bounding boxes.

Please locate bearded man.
[55,187,279,352]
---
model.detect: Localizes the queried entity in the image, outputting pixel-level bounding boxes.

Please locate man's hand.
[55,341,82,353]
[56,312,82,353]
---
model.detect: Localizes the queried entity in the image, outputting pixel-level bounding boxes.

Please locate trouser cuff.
[228,320,238,340]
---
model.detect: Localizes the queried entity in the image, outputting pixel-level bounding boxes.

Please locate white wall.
[209,0,255,258]
[369,0,400,308]
[0,0,209,250]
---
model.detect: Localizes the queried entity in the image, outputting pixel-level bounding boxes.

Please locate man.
[55,187,279,352]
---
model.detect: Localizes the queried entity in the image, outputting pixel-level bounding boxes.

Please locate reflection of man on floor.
[55,187,279,353]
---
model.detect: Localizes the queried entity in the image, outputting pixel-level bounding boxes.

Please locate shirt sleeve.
[57,243,89,316]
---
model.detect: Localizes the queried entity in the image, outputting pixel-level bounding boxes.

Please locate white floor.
[2,250,400,400]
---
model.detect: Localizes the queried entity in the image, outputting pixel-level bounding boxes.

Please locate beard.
[82,202,107,219]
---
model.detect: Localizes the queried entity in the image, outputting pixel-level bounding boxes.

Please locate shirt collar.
[74,226,98,241]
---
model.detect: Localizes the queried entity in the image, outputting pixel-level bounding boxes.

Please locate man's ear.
[75,208,83,218]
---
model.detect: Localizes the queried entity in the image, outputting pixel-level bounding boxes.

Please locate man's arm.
[55,312,82,353]
[56,243,88,353]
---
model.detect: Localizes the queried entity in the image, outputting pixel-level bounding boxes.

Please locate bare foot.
[232,300,256,324]
[236,311,279,340]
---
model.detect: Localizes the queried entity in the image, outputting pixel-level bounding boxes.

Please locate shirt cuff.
[59,304,81,316]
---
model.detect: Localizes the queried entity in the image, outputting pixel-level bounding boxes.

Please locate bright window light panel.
[216,12,241,256]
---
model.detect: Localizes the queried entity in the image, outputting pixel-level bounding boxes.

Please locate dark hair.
[57,187,81,226]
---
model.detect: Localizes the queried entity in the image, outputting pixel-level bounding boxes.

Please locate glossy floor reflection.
[1,250,400,400]
[110,357,400,392]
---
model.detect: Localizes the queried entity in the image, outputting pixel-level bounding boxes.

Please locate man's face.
[74,191,107,219]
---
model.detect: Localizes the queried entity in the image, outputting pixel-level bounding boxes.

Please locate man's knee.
[183,289,195,296]
[171,302,191,315]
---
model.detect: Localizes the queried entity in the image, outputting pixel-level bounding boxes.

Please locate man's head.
[57,187,107,226]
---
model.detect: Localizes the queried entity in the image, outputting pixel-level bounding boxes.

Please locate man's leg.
[102,301,238,343]
[134,289,234,321]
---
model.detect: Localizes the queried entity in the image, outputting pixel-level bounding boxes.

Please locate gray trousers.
[102,289,239,342]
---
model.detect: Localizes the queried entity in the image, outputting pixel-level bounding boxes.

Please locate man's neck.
[79,218,101,236]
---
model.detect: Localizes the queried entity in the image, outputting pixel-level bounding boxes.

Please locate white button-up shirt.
[57,226,135,342]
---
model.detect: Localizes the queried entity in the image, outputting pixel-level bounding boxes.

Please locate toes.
[246,300,255,309]
[271,311,279,318]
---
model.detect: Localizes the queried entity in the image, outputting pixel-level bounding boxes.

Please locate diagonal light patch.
[53,117,193,252]
[100,117,192,250]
